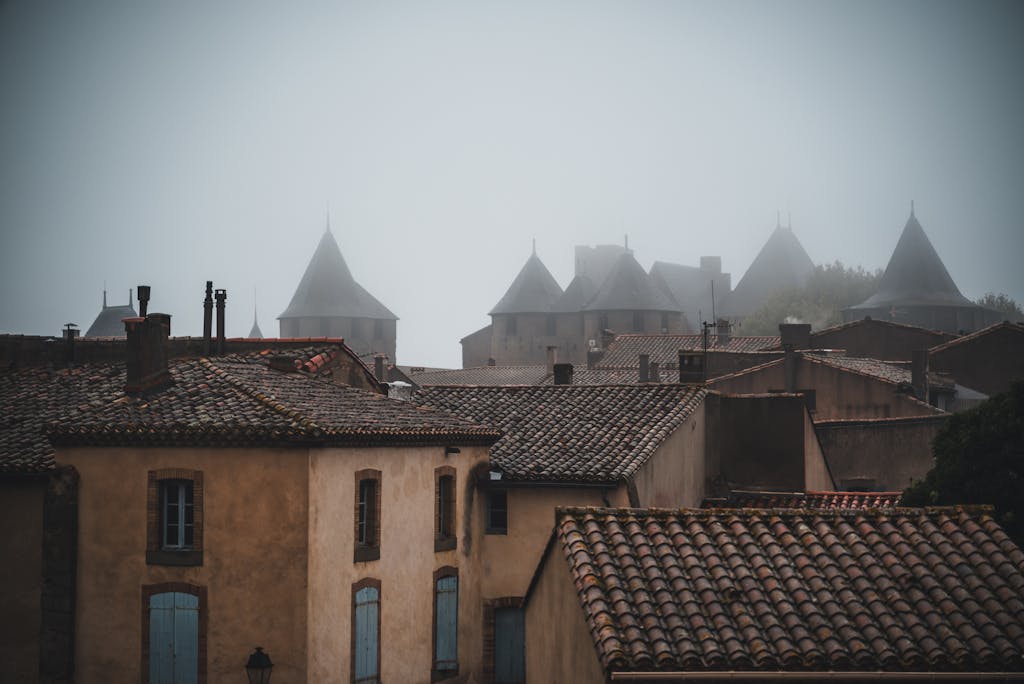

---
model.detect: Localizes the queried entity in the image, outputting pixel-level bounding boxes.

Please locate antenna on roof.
[102,284,107,309]
[129,288,133,309]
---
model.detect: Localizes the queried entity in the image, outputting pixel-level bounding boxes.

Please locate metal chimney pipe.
[203,281,214,356]
[137,285,151,317]
[215,288,227,356]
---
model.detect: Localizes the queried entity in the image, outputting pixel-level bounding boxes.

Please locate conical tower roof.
[584,252,679,312]
[851,210,972,309]
[489,250,564,315]
[84,290,137,337]
[725,222,815,316]
[551,273,597,313]
[278,228,397,320]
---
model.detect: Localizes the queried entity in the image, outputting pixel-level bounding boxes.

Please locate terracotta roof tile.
[702,490,904,509]
[2,346,497,472]
[552,506,1024,674]
[416,385,706,483]
[599,333,780,368]
[408,365,551,386]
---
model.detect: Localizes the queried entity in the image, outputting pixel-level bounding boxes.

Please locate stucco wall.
[930,326,1024,397]
[815,415,948,491]
[0,476,46,684]
[60,446,310,684]
[709,357,936,420]
[803,408,835,490]
[525,545,604,684]
[307,445,490,683]
[630,404,707,508]
[477,485,624,601]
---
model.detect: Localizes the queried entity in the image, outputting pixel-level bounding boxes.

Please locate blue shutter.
[354,586,379,683]
[494,607,525,684]
[434,576,458,671]
[149,592,198,684]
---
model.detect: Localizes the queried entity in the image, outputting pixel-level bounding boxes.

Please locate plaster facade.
[0,477,45,684]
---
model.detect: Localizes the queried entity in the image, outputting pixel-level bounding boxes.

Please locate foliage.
[903,381,1024,545]
[976,292,1024,322]
[737,261,882,335]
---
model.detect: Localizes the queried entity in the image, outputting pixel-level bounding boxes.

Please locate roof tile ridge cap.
[198,357,323,434]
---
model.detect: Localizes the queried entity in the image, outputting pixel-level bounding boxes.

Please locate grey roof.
[84,295,137,337]
[724,225,815,316]
[584,252,679,312]
[489,252,564,315]
[551,273,597,313]
[248,317,264,339]
[850,212,974,309]
[278,230,397,321]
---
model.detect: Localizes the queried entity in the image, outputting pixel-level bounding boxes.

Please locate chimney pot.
[639,354,650,383]
[124,313,172,394]
[553,363,574,385]
[137,285,151,317]
[214,288,226,356]
[716,318,731,345]
[203,281,214,356]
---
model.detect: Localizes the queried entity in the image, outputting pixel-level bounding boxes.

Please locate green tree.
[737,261,882,335]
[976,292,1024,322]
[903,381,1024,545]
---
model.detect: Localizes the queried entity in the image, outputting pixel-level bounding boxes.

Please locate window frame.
[147,469,203,566]
[432,566,459,681]
[351,577,382,684]
[354,469,382,563]
[434,466,457,552]
[485,488,508,535]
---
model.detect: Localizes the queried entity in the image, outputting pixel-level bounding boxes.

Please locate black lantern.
[245,646,273,684]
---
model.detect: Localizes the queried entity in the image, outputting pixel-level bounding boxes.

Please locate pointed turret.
[489,251,563,315]
[723,222,815,317]
[844,209,999,332]
[584,252,678,312]
[278,225,397,359]
[83,288,137,337]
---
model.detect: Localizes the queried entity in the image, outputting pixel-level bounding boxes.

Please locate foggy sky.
[2,0,1022,368]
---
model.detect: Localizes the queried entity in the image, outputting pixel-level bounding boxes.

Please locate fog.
[2,0,1022,368]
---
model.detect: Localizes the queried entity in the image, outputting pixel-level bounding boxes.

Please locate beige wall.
[477,485,625,601]
[0,477,45,684]
[631,405,707,508]
[525,542,604,684]
[803,408,835,490]
[710,358,937,420]
[60,446,310,684]
[307,444,490,683]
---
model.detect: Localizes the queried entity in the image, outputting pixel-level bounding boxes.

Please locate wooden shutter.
[494,607,525,684]
[149,591,199,684]
[354,586,380,683]
[434,576,458,671]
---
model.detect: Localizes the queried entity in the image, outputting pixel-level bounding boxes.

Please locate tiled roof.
[2,347,497,472]
[416,385,706,483]
[599,333,781,367]
[929,321,1024,354]
[702,490,903,509]
[551,506,1024,674]
[407,365,551,387]
[804,353,954,390]
[554,367,677,385]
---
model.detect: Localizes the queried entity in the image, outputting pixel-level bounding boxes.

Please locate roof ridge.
[929,320,1022,353]
[555,504,996,517]
[198,357,324,435]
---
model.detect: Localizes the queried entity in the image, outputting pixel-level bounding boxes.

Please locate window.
[352,578,381,684]
[142,582,207,684]
[354,469,382,562]
[506,316,517,336]
[147,470,203,566]
[433,567,459,680]
[435,466,456,552]
[485,489,508,535]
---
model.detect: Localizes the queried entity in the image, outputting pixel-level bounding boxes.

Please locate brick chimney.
[63,323,79,367]
[553,363,574,385]
[783,348,799,393]
[639,354,650,383]
[912,349,929,403]
[374,354,387,381]
[779,323,811,350]
[678,351,704,383]
[124,312,172,395]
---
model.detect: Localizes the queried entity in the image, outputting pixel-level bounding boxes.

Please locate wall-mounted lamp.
[245,646,273,684]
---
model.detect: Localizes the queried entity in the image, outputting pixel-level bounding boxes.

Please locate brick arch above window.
[147,469,203,566]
